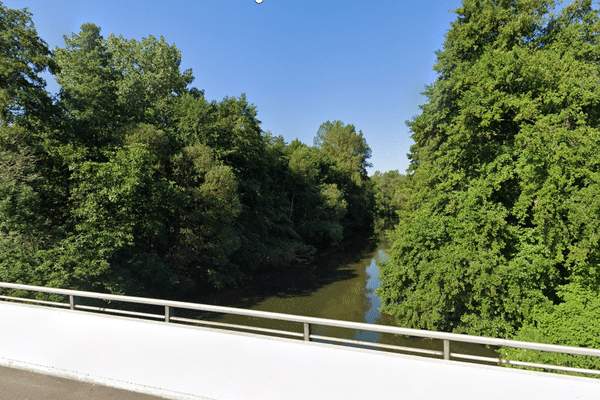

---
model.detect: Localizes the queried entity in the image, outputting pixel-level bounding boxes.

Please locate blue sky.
[5,0,463,174]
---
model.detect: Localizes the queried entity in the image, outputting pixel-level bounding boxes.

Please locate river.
[192,235,497,359]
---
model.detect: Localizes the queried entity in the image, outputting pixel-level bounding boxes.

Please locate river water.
[192,236,497,359]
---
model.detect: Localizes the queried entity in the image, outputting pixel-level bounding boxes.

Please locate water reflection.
[355,248,388,344]
[188,237,497,360]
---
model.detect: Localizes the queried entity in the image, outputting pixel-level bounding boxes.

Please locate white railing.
[1,281,599,377]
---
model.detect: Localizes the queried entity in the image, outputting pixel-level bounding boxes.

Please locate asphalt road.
[0,366,167,400]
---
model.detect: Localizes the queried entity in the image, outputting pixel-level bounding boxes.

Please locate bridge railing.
[1,281,599,377]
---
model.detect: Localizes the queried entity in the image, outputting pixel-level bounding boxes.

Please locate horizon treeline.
[0,3,376,298]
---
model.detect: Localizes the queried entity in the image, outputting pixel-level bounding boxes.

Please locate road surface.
[0,365,167,400]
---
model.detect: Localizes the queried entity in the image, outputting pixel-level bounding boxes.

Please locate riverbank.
[192,233,383,309]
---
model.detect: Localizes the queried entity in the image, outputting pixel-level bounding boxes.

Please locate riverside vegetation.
[377,0,600,371]
[0,3,376,297]
[2,0,600,373]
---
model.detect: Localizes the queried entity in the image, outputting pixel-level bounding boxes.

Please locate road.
[0,366,167,400]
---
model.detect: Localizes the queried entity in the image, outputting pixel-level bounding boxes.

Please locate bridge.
[1,282,599,400]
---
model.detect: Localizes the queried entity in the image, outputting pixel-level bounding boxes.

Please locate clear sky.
[4,0,463,174]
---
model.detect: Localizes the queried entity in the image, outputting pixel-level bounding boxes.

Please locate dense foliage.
[0,4,375,297]
[378,0,600,353]
[503,282,600,371]
[371,170,407,228]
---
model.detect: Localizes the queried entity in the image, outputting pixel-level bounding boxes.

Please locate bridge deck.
[1,301,599,400]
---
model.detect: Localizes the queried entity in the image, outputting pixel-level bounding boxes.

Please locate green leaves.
[504,283,600,372]
[314,120,372,178]
[313,120,376,235]
[0,125,47,286]
[54,23,120,151]
[107,33,194,125]
[379,0,600,341]
[371,170,406,227]
[0,3,53,128]
[0,4,377,297]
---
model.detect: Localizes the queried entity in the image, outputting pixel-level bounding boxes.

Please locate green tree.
[371,170,407,228]
[288,144,347,246]
[503,283,600,372]
[378,0,600,338]
[106,33,195,126]
[39,123,243,295]
[0,5,379,297]
[170,140,242,290]
[54,23,120,152]
[0,3,54,128]
[0,4,57,288]
[0,125,48,285]
[314,120,372,178]
[54,24,196,152]
[314,120,375,235]
[174,93,308,272]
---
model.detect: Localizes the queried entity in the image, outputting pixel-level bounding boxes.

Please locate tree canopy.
[0,3,54,128]
[378,0,600,343]
[371,170,407,228]
[314,120,375,234]
[0,5,376,297]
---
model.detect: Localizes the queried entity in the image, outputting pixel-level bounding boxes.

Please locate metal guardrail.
[1,282,599,376]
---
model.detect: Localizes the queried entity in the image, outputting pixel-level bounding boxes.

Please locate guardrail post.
[303,323,311,341]
[443,339,450,360]
[165,306,170,322]
[69,295,75,310]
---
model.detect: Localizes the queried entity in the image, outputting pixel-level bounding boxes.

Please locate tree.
[288,144,347,246]
[39,122,243,295]
[314,120,375,235]
[0,125,47,286]
[314,120,372,178]
[503,283,600,372]
[106,33,194,126]
[0,4,56,288]
[54,23,120,152]
[54,24,196,152]
[0,5,379,297]
[170,140,243,291]
[174,93,314,272]
[378,0,600,338]
[0,3,54,128]
[371,170,407,228]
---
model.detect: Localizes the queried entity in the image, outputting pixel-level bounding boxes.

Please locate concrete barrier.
[1,301,599,400]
